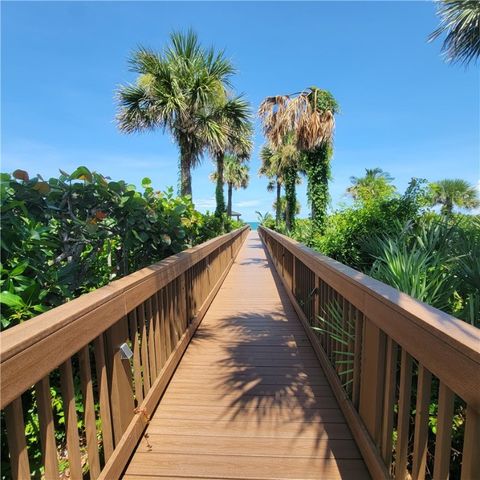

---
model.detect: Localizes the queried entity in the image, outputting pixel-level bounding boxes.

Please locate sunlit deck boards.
[123,231,370,480]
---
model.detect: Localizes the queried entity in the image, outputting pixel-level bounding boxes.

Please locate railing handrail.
[0,226,249,409]
[259,226,480,410]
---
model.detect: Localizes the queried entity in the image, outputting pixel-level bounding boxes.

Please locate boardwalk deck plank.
[123,231,370,479]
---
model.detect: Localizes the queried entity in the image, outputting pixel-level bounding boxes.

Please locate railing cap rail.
[0,226,248,364]
[259,226,480,363]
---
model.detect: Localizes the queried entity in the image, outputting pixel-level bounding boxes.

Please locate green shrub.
[0,167,231,330]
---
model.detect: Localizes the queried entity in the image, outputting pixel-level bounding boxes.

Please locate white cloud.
[194,197,216,211]
[236,199,261,208]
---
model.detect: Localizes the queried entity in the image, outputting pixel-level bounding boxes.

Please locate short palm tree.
[429,0,480,65]
[211,100,253,216]
[116,30,234,197]
[347,168,396,203]
[259,145,283,226]
[258,87,338,231]
[223,155,249,216]
[259,135,301,231]
[429,179,480,215]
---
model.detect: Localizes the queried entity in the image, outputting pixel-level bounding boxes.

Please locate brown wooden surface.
[124,232,369,480]
[0,228,248,409]
[259,228,480,412]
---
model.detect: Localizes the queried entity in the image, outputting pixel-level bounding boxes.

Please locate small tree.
[428,179,480,215]
[347,168,396,204]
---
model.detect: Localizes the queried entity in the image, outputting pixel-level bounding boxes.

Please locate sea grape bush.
[0,167,239,330]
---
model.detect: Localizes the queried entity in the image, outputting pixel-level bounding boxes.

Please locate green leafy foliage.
[0,167,234,330]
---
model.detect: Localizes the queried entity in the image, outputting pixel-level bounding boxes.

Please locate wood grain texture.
[0,227,248,409]
[123,232,369,480]
[259,228,480,412]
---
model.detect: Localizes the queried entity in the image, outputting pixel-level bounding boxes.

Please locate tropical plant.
[272,195,301,222]
[116,30,236,197]
[429,0,480,65]
[258,87,339,231]
[221,155,249,216]
[259,145,283,226]
[0,167,232,330]
[255,210,275,229]
[428,178,479,215]
[259,134,302,231]
[346,168,396,203]
[210,98,253,216]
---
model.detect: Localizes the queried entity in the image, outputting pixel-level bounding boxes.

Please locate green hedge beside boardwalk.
[0,167,241,331]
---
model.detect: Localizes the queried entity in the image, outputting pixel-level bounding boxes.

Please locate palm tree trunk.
[284,166,297,231]
[179,141,193,197]
[227,182,233,217]
[275,180,281,226]
[215,152,225,216]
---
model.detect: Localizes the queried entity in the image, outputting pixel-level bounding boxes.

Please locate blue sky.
[2,1,479,221]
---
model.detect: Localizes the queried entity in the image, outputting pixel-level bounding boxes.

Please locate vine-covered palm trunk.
[227,182,233,216]
[215,152,226,216]
[284,166,297,231]
[275,180,282,226]
[304,143,332,232]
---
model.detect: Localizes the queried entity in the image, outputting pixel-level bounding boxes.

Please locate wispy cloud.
[194,197,216,211]
[236,199,261,208]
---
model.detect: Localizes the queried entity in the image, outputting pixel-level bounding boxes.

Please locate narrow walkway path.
[124,231,369,480]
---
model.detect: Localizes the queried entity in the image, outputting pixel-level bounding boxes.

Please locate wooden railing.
[259,226,480,480]
[1,226,249,479]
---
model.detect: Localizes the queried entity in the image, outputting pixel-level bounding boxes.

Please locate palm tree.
[116,30,234,197]
[429,0,480,65]
[258,87,338,231]
[259,145,283,226]
[429,179,480,215]
[259,135,301,231]
[347,168,396,203]
[223,155,249,216]
[211,99,253,216]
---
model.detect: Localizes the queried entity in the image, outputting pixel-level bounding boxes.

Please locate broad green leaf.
[0,291,25,308]
[70,166,93,183]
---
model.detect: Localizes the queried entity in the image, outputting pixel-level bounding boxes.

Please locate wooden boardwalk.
[123,231,370,480]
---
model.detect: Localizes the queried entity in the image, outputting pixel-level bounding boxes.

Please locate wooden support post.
[5,398,30,480]
[461,406,480,480]
[359,318,386,445]
[35,376,60,479]
[105,316,135,444]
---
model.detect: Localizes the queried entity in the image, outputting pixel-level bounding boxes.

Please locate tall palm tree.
[429,0,480,65]
[223,155,249,216]
[116,30,234,197]
[211,99,253,216]
[259,145,283,226]
[258,87,338,231]
[429,179,480,215]
[347,168,396,202]
[259,135,301,231]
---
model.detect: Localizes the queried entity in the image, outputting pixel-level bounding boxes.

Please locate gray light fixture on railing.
[119,342,133,360]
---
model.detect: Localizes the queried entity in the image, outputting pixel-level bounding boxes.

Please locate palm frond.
[429,0,480,65]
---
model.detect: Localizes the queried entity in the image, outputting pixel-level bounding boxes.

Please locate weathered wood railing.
[1,226,249,479]
[259,226,479,480]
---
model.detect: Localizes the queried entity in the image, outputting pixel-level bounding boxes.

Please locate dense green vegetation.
[0,167,242,331]
[260,173,479,326]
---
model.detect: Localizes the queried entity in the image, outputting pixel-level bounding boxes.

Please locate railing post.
[359,318,386,445]
[292,254,296,294]
[105,316,135,444]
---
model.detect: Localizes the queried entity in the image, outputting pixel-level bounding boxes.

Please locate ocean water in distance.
[246,222,260,230]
